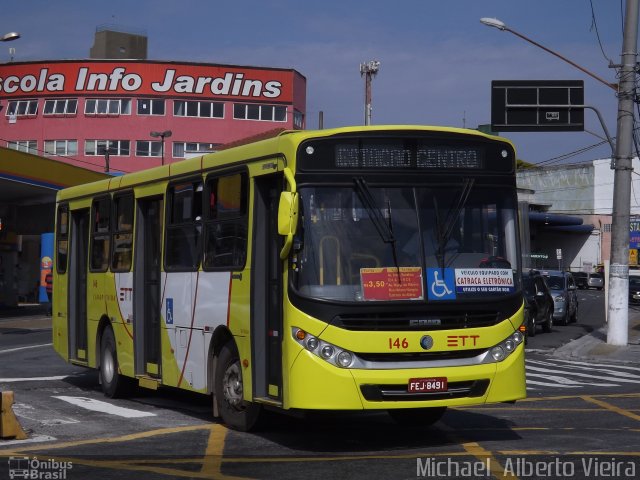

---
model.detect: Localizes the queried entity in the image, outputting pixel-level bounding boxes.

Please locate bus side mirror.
[278,191,299,259]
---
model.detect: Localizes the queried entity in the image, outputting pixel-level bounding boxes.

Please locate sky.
[1,0,629,166]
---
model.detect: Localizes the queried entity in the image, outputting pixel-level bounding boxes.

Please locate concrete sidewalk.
[0,304,51,330]
[552,310,640,365]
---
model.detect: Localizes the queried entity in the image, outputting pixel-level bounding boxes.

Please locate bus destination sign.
[335,145,484,170]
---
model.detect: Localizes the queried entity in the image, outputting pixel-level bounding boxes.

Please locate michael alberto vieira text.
[416,457,637,477]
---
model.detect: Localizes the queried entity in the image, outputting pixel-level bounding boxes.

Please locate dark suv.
[522,271,554,337]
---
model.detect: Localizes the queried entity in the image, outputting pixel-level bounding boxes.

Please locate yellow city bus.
[52,125,526,431]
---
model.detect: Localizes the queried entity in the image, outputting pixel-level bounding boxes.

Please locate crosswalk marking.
[54,396,157,418]
[527,359,640,380]
[525,356,640,391]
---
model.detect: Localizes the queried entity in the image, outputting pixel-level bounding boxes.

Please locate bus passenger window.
[203,173,247,269]
[111,194,133,271]
[56,204,69,273]
[90,197,110,271]
[165,180,203,271]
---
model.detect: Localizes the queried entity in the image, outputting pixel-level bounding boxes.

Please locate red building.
[0,60,306,173]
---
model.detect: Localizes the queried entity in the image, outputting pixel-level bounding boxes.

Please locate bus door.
[68,209,89,362]
[252,174,283,402]
[133,197,163,378]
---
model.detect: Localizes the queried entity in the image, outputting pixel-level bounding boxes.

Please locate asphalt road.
[1,294,638,480]
[526,287,608,352]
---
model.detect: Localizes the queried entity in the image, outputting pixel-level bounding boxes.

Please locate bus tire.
[388,406,447,426]
[215,341,261,431]
[100,327,130,398]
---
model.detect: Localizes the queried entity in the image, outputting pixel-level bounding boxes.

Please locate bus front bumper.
[286,344,525,411]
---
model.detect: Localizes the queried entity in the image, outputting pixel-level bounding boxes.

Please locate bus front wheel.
[100,327,131,398]
[215,342,261,431]
[388,407,447,426]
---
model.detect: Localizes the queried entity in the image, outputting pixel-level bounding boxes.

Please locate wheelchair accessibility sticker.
[427,268,456,300]
[166,298,174,325]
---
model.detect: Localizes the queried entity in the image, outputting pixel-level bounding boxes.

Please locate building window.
[603,224,612,233]
[85,140,130,156]
[293,110,304,129]
[137,99,165,116]
[43,99,78,115]
[6,99,38,117]
[85,98,131,115]
[165,180,203,271]
[7,140,38,154]
[233,103,286,122]
[135,140,162,157]
[44,140,77,156]
[173,142,220,158]
[173,100,224,118]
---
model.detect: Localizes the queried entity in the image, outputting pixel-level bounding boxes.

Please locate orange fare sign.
[360,267,423,301]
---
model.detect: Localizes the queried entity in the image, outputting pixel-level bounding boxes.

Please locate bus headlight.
[306,337,319,351]
[336,351,353,368]
[321,345,334,359]
[485,329,525,363]
[491,346,506,361]
[292,328,356,369]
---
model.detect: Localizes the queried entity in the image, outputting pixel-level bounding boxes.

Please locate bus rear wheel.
[100,327,131,398]
[215,342,261,431]
[388,406,447,426]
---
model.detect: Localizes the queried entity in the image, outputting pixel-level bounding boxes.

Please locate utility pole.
[608,0,639,345]
[360,60,380,125]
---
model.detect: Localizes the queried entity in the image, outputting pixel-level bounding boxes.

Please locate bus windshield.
[293,182,520,302]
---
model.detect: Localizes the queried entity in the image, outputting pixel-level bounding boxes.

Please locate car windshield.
[630,277,640,288]
[293,184,520,302]
[546,275,565,290]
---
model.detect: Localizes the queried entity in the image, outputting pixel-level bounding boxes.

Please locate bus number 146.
[388,337,409,349]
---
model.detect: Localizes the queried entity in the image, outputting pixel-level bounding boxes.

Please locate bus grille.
[331,312,502,331]
[356,349,486,363]
[360,379,489,402]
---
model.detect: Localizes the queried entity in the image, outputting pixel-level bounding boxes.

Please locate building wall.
[517,158,640,270]
[0,60,306,173]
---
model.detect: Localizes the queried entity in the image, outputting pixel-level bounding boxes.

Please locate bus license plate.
[408,377,447,393]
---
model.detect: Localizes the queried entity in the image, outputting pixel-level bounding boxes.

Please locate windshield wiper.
[353,177,401,281]
[433,178,475,270]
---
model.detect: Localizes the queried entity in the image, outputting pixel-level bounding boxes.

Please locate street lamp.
[2,31,20,62]
[150,130,172,165]
[480,18,617,91]
[1,32,20,42]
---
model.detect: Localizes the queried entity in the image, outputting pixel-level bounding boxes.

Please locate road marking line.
[581,395,640,421]
[0,343,52,355]
[0,375,70,382]
[527,359,640,379]
[526,372,619,387]
[0,435,56,446]
[200,423,250,479]
[53,396,156,418]
[552,358,640,372]
[526,365,640,384]
[0,423,212,455]
[525,380,581,388]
